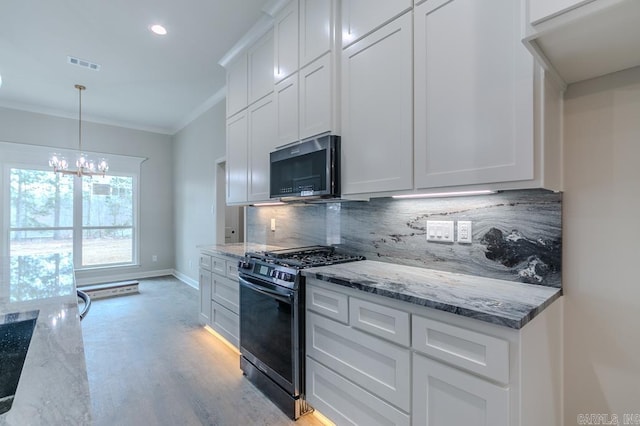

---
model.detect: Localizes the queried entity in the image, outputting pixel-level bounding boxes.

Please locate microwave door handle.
[239,277,292,304]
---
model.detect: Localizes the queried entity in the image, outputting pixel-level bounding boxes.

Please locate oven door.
[239,274,301,396]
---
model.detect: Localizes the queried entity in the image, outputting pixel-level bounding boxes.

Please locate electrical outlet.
[426,220,454,243]
[152,255,158,262]
[457,221,473,244]
[270,218,276,232]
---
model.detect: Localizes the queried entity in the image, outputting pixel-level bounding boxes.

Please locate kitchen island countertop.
[302,260,561,329]
[0,254,92,426]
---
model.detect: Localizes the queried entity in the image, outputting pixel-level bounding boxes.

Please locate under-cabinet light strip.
[252,201,286,207]
[392,190,497,199]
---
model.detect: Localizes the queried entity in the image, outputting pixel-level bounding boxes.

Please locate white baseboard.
[75,269,174,287]
[173,270,198,289]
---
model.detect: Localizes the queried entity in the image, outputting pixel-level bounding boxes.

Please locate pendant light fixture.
[49,84,108,177]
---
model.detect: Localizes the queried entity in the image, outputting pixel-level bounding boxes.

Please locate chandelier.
[49,84,108,177]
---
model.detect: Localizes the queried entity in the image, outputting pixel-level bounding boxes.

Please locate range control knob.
[238,260,251,270]
[281,273,293,282]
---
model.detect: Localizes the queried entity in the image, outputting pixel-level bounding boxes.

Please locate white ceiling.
[0,0,270,134]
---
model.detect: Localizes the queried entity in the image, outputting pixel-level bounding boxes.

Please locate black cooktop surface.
[250,245,364,269]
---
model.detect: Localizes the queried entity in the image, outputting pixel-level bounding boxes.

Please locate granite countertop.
[198,243,286,259]
[0,254,92,425]
[302,260,562,329]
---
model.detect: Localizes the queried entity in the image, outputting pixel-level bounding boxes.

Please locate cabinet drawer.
[212,275,239,314]
[211,301,239,349]
[412,315,509,384]
[226,261,239,279]
[211,256,227,276]
[307,285,349,324]
[307,312,410,411]
[199,254,212,271]
[350,297,410,346]
[306,357,410,426]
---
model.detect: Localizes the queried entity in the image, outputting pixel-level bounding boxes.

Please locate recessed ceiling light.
[150,24,167,36]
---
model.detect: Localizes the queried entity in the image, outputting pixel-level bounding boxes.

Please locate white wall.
[172,101,226,284]
[563,66,640,423]
[0,106,174,283]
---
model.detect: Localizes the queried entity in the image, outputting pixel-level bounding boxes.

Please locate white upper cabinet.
[248,30,275,105]
[522,0,640,86]
[300,0,335,67]
[247,94,277,202]
[414,0,535,189]
[274,1,299,83]
[341,13,413,195]
[299,53,335,139]
[341,0,412,48]
[275,73,299,146]
[226,53,248,118]
[226,111,248,204]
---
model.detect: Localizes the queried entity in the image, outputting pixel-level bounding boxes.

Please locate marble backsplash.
[246,189,562,288]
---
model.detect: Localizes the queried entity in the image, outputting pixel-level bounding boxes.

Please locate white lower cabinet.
[412,353,509,426]
[199,251,240,349]
[198,268,212,325]
[305,279,563,426]
[306,311,411,411]
[211,300,240,348]
[306,357,410,426]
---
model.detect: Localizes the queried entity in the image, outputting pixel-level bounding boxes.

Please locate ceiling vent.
[67,56,101,71]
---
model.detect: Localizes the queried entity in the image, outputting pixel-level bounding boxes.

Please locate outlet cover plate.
[457,221,473,244]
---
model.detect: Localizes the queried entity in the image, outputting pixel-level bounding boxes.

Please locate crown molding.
[0,100,173,135]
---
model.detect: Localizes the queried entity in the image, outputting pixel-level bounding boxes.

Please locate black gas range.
[238,246,364,419]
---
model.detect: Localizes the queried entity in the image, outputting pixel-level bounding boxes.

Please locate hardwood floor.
[81,276,326,426]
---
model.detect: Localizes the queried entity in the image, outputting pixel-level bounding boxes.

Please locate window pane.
[82,228,133,266]
[83,175,133,227]
[10,169,73,228]
[10,230,73,257]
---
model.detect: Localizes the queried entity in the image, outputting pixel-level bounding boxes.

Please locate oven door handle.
[239,276,293,304]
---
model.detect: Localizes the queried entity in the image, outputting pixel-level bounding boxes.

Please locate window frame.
[1,141,144,271]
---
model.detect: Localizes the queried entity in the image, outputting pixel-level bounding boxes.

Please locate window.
[8,167,138,268]
[82,175,134,266]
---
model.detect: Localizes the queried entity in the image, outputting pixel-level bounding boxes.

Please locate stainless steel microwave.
[270,134,340,200]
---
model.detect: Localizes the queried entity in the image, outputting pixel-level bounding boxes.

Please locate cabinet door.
[199,269,212,325]
[226,53,248,118]
[412,353,509,426]
[248,30,274,105]
[307,311,411,411]
[299,54,335,139]
[341,13,413,195]
[306,357,410,426]
[212,275,240,315]
[342,0,412,48]
[226,111,248,204]
[300,0,334,67]
[275,73,299,146]
[274,0,299,83]
[248,94,277,202]
[414,0,534,189]
[211,301,240,349]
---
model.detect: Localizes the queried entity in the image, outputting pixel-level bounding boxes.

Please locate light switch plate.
[426,220,454,243]
[457,221,472,244]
